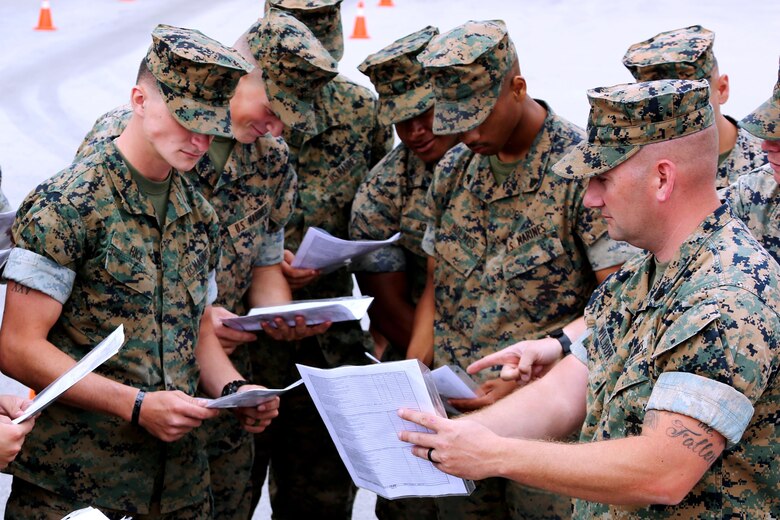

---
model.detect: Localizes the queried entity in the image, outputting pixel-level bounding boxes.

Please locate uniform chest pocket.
[399,215,428,258]
[503,234,566,280]
[434,229,485,279]
[104,237,154,299]
[226,203,268,261]
[180,247,211,307]
[326,154,367,210]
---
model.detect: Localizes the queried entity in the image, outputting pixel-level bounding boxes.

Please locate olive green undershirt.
[649,256,669,291]
[118,151,172,229]
[489,154,522,185]
[208,136,237,176]
[717,148,731,167]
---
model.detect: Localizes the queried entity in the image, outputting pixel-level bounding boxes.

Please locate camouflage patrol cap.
[552,79,713,179]
[358,26,439,126]
[248,9,339,135]
[418,20,516,134]
[265,0,344,61]
[623,25,716,81]
[740,58,780,140]
[146,24,252,138]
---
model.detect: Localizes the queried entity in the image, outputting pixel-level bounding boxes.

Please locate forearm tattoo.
[665,419,718,465]
[9,282,31,295]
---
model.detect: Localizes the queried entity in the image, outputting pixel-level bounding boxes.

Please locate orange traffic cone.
[350,1,369,39]
[378,0,394,6]
[34,0,56,31]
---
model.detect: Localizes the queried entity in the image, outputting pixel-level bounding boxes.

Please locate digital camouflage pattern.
[5,477,212,520]
[248,8,338,135]
[3,139,220,514]
[578,204,780,518]
[721,164,780,264]
[716,118,767,188]
[266,0,344,61]
[72,103,298,519]
[622,25,716,82]
[250,73,393,517]
[349,143,432,303]
[553,79,713,179]
[418,20,516,134]
[740,58,780,140]
[358,26,438,126]
[424,105,628,520]
[147,24,251,138]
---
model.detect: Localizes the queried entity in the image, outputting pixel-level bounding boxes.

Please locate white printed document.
[62,507,128,519]
[291,227,401,273]
[431,365,479,400]
[297,360,474,499]
[203,380,303,409]
[14,325,126,424]
[222,296,373,331]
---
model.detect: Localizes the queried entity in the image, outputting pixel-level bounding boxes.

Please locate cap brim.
[739,97,780,140]
[431,88,498,135]
[265,78,316,135]
[158,82,233,138]
[377,91,434,126]
[552,141,641,179]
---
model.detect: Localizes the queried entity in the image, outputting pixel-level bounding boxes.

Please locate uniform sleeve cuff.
[421,223,436,256]
[647,371,754,447]
[252,230,284,267]
[206,269,218,305]
[350,245,406,273]
[3,248,75,304]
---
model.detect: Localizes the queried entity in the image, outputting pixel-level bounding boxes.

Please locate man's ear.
[129,84,146,115]
[511,75,527,101]
[714,73,730,105]
[655,159,676,203]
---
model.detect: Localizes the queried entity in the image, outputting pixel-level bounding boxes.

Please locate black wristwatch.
[221,379,250,397]
[548,328,572,356]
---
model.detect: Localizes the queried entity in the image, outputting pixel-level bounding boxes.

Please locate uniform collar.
[105,140,193,226]
[465,100,555,203]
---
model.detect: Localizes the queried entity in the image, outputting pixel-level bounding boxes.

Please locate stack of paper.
[297,360,474,500]
[203,380,303,408]
[221,296,373,331]
[291,227,401,273]
[14,325,126,424]
[62,507,129,519]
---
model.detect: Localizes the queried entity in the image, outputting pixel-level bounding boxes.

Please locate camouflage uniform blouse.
[422,104,633,381]
[720,164,779,263]
[716,117,767,189]
[256,74,393,374]
[349,142,432,304]
[3,140,221,514]
[575,204,780,519]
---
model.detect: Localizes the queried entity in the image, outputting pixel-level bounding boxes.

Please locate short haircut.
[136,57,155,86]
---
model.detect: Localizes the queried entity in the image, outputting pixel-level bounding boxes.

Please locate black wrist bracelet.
[131,390,145,426]
[221,379,250,397]
[548,328,572,356]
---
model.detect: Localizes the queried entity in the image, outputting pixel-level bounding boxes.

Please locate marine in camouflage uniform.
[250,1,393,518]
[414,20,633,520]
[622,25,766,188]
[0,25,250,518]
[350,26,458,520]
[550,79,780,518]
[722,59,780,264]
[74,11,338,519]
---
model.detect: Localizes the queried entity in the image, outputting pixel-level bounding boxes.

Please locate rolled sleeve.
[3,247,76,304]
[206,269,218,305]
[586,235,641,271]
[647,371,754,447]
[252,229,284,267]
[422,223,436,256]
[350,245,406,273]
